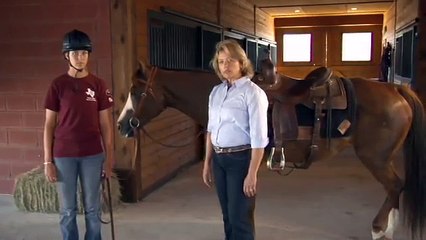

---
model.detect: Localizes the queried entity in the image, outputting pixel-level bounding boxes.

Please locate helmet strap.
[65,53,85,77]
[70,62,84,73]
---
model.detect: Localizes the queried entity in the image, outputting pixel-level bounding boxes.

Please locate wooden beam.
[110,0,142,202]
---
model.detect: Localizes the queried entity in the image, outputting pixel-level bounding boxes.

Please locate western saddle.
[265,67,350,171]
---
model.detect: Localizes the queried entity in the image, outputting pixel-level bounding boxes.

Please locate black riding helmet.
[62,29,92,53]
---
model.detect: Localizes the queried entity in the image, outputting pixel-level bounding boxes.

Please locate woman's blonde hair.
[210,39,254,79]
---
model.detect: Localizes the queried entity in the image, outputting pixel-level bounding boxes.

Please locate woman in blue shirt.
[202,39,269,240]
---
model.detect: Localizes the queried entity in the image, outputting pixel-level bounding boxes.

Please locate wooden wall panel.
[255,8,275,40]
[275,14,383,26]
[222,0,255,35]
[127,0,218,200]
[396,0,419,31]
[275,15,382,79]
[137,0,274,61]
[383,4,396,46]
[137,109,203,196]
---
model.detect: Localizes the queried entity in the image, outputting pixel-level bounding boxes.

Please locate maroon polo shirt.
[44,73,114,157]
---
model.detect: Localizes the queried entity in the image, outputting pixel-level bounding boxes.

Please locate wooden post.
[110,0,142,202]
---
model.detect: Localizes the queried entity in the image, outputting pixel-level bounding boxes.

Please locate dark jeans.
[213,150,256,240]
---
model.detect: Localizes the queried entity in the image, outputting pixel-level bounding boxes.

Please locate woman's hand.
[202,161,213,188]
[244,148,263,197]
[102,157,113,179]
[243,173,257,197]
[44,163,57,183]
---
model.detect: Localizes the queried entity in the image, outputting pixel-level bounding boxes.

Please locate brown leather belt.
[213,144,251,154]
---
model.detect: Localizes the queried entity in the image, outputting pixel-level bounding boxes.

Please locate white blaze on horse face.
[117,92,135,123]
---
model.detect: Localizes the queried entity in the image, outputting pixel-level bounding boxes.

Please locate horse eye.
[130,87,141,96]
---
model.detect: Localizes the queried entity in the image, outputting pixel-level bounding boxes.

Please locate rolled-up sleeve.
[247,86,269,148]
[207,89,214,133]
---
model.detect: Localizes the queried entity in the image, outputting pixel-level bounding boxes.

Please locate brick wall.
[0,1,112,193]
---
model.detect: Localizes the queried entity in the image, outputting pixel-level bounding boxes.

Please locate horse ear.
[138,60,147,74]
[136,59,149,81]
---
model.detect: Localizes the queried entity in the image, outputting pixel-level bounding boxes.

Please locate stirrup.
[266,147,286,171]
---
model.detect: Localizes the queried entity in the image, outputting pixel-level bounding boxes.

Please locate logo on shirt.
[106,89,114,103]
[86,88,97,102]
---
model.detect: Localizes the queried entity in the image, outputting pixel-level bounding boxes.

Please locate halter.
[128,66,158,129]
[126,66,159,193]
[128,66,203,149]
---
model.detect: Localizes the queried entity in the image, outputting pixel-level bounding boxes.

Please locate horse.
[117,61,426,240]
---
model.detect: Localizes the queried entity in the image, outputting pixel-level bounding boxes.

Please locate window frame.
[279,31,315,67]
[393,24,418,85]
[333,30,374,66]
[282,33,312,63]
[341,32,373,62]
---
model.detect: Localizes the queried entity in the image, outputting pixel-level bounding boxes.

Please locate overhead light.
[350,7,358,11]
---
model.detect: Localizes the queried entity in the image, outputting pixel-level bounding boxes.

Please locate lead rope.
[106,177,115,240]
[141,126,204,148]
[100,175,115,240]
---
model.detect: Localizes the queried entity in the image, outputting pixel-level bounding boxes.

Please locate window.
[395,29,414,78]
[149,11,222,71]
[283,34,311,62]
[341,32,372,61]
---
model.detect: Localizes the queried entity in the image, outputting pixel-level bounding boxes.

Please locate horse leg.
[355,150,403,240]
[351,81,414,239]
[370,173,402,240]
[353,119,409,240]
[353,121,407,239]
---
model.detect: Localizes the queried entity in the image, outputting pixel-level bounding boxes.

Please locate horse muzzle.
[117,120,135,138]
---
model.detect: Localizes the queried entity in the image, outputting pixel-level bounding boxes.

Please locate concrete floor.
[0,149,410,240]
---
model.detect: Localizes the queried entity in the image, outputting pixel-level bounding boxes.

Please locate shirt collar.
[222,76,250,88]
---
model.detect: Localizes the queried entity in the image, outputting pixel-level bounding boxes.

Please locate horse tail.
[398,85,426,239]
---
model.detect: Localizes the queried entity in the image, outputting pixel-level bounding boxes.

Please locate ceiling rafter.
[254,0,394,17]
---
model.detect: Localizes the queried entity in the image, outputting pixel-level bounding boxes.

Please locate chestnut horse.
[117,62,426,240]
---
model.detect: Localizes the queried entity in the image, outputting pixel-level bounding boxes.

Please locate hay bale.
[13,166,121,214]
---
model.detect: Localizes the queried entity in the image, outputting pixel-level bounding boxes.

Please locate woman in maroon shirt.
[43,29,114,240]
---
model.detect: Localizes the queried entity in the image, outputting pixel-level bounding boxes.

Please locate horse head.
[117,62,167,138]
[252,49,278,86]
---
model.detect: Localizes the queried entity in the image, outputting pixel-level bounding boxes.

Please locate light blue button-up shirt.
[207,76,269,148]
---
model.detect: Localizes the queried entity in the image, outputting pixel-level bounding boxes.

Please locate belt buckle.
[213,146,221,154]
[221,148,230,154]
[214,146,228,154]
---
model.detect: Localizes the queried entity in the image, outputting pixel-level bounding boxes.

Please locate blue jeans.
[213,150,256,240]
[55,153,104,240]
